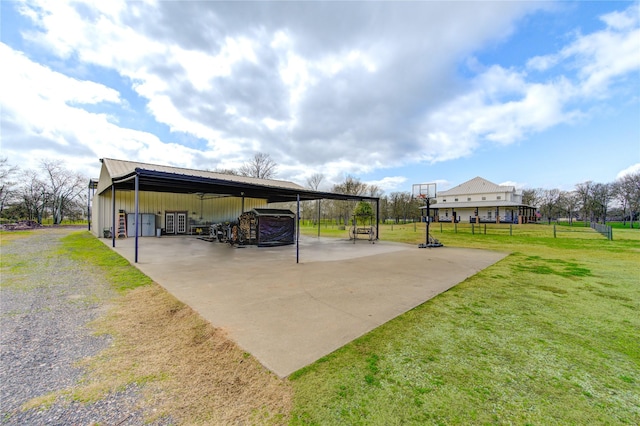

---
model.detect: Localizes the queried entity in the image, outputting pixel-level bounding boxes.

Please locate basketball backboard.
[412,183,437,200]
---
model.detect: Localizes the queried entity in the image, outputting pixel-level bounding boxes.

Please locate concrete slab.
[102,235,507,377]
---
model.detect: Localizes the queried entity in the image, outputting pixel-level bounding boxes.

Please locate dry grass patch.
[79,283,292,424]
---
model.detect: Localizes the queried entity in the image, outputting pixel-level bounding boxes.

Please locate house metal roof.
[438,176,515,196]
[96,158,378,204]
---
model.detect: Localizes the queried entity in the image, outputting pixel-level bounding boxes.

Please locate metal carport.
[99,161,379,263]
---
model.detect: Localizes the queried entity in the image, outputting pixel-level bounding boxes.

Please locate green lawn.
[59,232,153,292]
[291,223,640,424]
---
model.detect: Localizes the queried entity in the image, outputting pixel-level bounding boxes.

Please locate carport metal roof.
[98,158,379,204]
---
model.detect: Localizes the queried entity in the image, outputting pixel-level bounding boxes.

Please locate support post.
[317,200,321,238]
[425,197,430,246]
[296,194,300,264]
[134,174,139,263]
[111,185,116,247]
[87,185,91,231]
[376,199,380,240]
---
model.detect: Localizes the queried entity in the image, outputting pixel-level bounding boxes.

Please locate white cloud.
[0,43,121,107]
[364,176,407,193]
[499,181,527,190]
[418,3,639,164]
[10,1,538,174]
[527,3,640,98]
[0,42,209,177]
[616,163,640,179]
[3,1,638,186]
[417,66,579,163]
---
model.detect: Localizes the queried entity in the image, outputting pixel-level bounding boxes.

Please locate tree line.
[2,152,638,229]
[296,174,424,225]
[521,174,640,227]
[217,153,640,228]
[0,158,88,225]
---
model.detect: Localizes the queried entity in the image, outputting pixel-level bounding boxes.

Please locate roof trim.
[421,200,535,209]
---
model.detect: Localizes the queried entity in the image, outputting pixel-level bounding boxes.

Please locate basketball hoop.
[411,182,443,248]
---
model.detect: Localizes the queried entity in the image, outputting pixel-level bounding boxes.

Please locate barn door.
[165,212,175,234]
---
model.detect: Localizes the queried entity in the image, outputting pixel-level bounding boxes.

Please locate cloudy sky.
[1,0,639,193]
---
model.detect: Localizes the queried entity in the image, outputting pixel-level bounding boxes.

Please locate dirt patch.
[81,283,292,424]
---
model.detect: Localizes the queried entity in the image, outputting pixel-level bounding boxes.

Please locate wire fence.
[590,222,613,240]
[384,222,612,240]
[301,220,616,241]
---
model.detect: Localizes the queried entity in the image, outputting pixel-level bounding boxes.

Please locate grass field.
[2,225,638,424]
[291,223,640,424]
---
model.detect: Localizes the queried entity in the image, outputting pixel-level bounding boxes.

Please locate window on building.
[497,196,502,200]
[487,211,492,219]
[443,199,446,202]
[482,196,486,201]
[455,198,458,202]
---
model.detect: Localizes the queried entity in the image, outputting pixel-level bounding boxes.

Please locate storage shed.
[240,208,296,247]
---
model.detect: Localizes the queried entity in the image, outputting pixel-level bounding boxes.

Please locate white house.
[429,177,537,224]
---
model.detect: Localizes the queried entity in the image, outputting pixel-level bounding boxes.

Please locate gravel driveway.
[0,228,169,425]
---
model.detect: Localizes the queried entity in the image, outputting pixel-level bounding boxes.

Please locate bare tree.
[305,173,325,225]
[575,181,594,224]
[590,182,614,224]
[18,169,48,223]
[239,153,277,179]
[367,184,383,198]
[521,188,541,208]
[332,176,368,196]
[41,160,86,224]
[331,176,368,225]
[306,173,325,190]
[214,168,239,176]
[560,191,580,225]
[615,172,640,228]
[389,192,405,223]
[0,157,19,214]
[539,188,562,224]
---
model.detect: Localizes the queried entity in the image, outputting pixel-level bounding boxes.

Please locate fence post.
[609,226,613,241]
[440,223,443,233]
[472,223,474,235]
[484,224,486,235]
[455,222,457,233]
[510,224,512,236]
[554,224,556,238]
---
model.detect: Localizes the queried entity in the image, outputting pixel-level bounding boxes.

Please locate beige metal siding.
[95,190,267,236]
